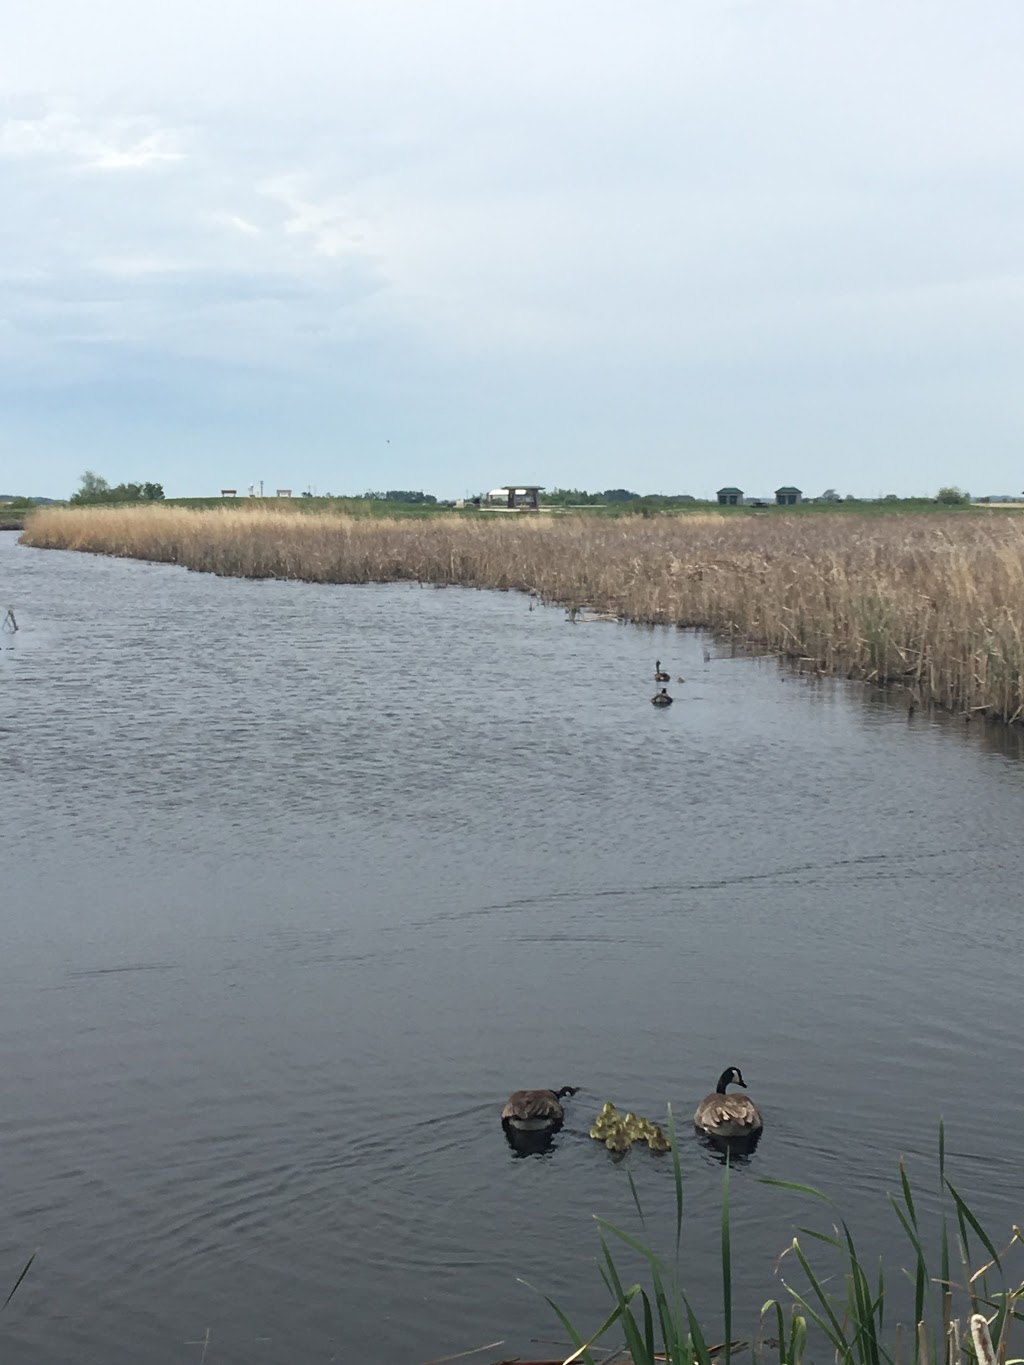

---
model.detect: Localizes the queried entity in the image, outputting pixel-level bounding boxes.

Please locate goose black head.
[716,1066,747,1093]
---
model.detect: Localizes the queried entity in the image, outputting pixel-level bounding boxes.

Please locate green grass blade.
[628,1168,647,1228]
[797,1225,843,1249]
[667,1103,684,1256]
[757,1177,833,1202]
[680,1289,714,1365]
[778,1280,849,1358]
[888,1193,927,1328]
[641,1288,656,1364]
[597,1217,667,1268]
[517,1279,605,1365]
[789,1306,808,1365]
[764,1299,791,1365]
[2,1250,36,1312]
[938,1121,949,1323]
[946,1180,1001,1268]
[899,1159,918,1229]
[762,1300,786,1364]
[723,1153,733,1365]
[651,1260,685,1365]
[599,1239,649,1365]
[791,1237,852,1349]
[842,1222,885,1365]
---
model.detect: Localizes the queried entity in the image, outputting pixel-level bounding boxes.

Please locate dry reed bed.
[22,504,1024,721]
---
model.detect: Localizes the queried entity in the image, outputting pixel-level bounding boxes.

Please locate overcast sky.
[2,1,1022,500]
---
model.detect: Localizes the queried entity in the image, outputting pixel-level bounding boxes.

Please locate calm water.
[1,530,1022,1365]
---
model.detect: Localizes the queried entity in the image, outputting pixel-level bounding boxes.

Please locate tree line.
[71,472,165,505]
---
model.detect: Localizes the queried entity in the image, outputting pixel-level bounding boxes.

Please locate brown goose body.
[694,1067,763,1138]
[501,1086,578,1132]
[655,660,670,682]
[651,688,673,707]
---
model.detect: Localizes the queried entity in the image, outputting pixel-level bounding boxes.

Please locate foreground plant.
[532,1117,1023,1365]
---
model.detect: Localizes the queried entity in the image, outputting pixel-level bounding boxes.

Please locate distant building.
[478,485,544,510]
[775,486,803,505]
[220,489,238,497]
[276,489,293,498]
[716,487,744,506]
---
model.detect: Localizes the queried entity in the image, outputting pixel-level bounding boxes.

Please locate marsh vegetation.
[23,503,1024,723]
[551,1123,1023,1365]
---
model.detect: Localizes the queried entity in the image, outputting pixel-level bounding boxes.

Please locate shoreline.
[20,503,1024,724]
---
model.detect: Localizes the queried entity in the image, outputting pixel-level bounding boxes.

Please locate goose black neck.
[716,1069,737,1094]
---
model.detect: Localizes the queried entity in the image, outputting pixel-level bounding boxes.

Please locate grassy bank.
[21,503,1024,723]
[164,495,458,518]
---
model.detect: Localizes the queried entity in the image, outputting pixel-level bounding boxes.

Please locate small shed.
[220,489,238,497]
[775,486,802,506]
[716,487,744,506]
[276,489,293,498]
[500,485,543,510]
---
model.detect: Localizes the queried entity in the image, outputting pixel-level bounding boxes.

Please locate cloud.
[208,212,262,238]
[259,176,371,259]
[89,256,198,277]
[0,106,185,171]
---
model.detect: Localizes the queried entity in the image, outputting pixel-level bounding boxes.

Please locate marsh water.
[1,530,1022,1365]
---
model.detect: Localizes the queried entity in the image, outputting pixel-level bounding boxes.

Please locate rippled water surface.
[1,530,1023,1364]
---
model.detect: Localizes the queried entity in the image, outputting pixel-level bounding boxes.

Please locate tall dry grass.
[22,503,1024,721]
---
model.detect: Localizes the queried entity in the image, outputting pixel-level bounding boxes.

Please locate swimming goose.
[651,688,673,707]
[693,1067,763,1138]
[501,1086,578,1132]
[654,660,670,682]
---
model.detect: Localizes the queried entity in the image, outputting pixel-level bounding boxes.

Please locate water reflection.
[695,1128,764,1166]
[502,1123,560,1158]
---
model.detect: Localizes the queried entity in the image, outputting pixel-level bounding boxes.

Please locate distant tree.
[602,488,640,502]
[820,488,841,502]
[538,488,600,505]
[936,486,971,506]
[70,472,165,505]
[75,470,110,499]
[883,493,899,502]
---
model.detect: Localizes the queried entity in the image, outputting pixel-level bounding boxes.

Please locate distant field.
[164,496,453,518]
[21,501,1024,723]
[7,495,1019,529]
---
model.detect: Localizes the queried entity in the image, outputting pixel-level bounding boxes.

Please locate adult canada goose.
[693,1067,763,1138]
[501,1086,578,1132]
[654,660,670,682]
[651,688,673,707]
